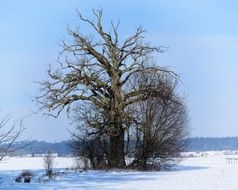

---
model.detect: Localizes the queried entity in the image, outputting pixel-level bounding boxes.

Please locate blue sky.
[1,0,238,141]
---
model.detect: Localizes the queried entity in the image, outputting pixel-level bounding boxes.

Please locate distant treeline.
[4,137,238,156]
[8,140,72,156]
[185,137,238,152]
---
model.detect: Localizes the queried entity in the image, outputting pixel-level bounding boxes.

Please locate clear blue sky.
[1,0,238,141]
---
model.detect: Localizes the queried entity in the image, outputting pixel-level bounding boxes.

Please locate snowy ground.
[0,153,238,190]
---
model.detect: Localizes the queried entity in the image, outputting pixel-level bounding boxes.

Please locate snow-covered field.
[0,153,238,190]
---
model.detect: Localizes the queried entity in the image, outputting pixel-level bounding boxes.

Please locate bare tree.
[0,113,27,161]
[127,72,189,170]
[35,10,179,168]
[43,150,55,179]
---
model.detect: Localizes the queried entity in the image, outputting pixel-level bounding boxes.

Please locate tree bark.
[109,127,126,168]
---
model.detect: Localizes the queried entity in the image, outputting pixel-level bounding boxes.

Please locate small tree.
[43,150,55,179]
[0,113,28,161]
[127,72,189,170]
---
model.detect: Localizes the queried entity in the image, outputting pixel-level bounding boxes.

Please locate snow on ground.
[0,156,74,171]
[1,153,238,190]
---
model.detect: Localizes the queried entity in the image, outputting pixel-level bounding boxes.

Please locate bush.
[43,150,55,179]
[71,134,110,169]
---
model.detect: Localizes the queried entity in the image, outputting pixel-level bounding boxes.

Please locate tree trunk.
[109,128,126,168]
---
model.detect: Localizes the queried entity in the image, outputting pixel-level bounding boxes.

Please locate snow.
[0,157,74,171]
[0,153,238,189]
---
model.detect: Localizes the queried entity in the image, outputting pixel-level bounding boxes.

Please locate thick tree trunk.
[109,128,126,168]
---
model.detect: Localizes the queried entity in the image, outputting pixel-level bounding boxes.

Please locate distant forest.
[9,141,72,156]
[5,137,238,156]
[186,137,238,152]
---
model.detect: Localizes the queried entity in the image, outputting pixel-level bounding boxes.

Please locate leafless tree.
[127,72,189,170]
[35,9,179,168]
[0,113,27,161]
[43,150,55,179]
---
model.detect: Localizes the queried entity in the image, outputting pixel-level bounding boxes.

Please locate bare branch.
[0,115,29,161]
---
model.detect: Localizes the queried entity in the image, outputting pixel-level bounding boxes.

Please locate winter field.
[0,152,238,190]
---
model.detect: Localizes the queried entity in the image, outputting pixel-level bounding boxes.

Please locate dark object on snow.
[23,176,31,183]
[15,176,22,183]
[21,170,32,183]
[15,170,33,183]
